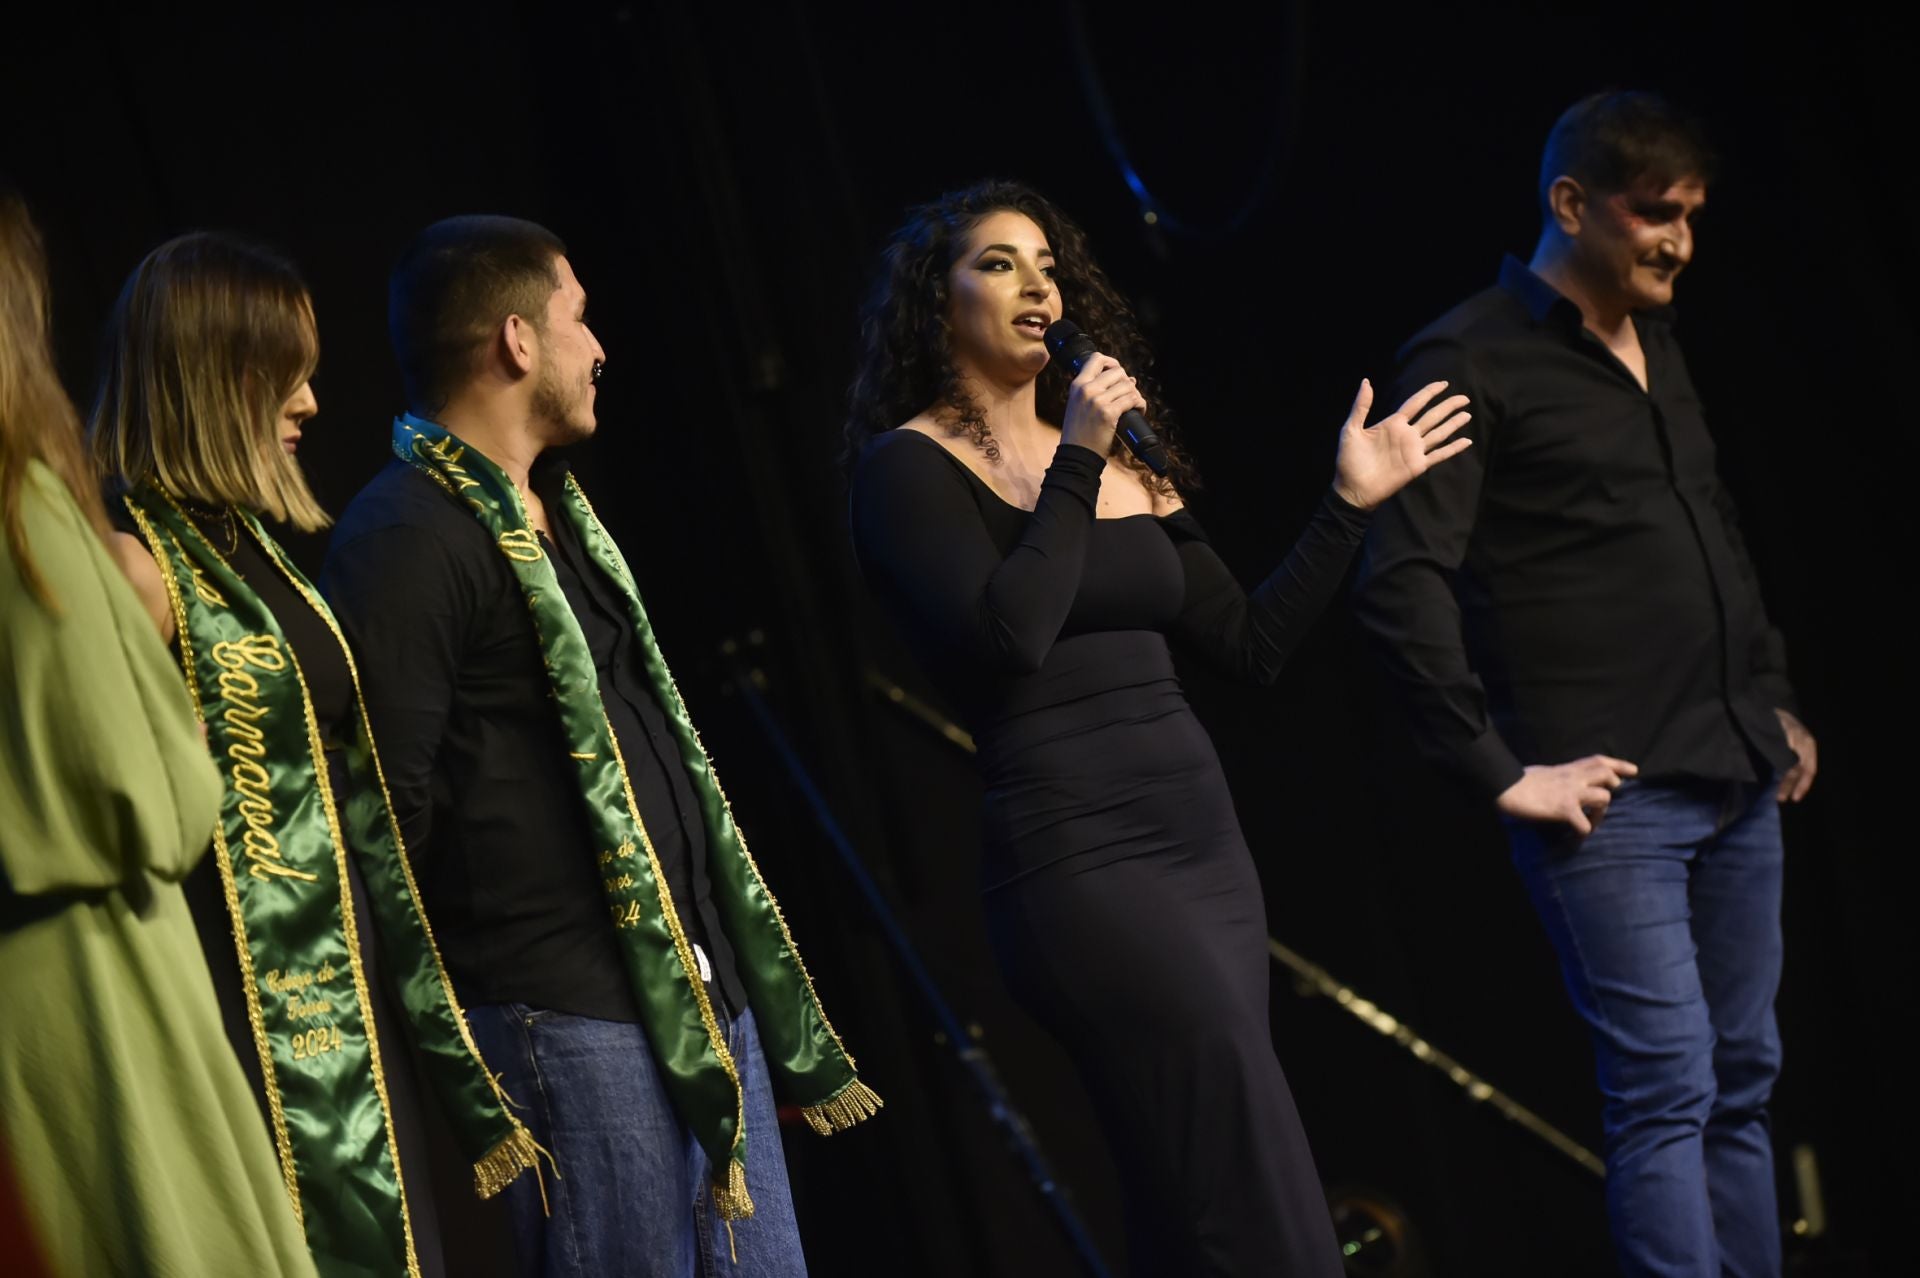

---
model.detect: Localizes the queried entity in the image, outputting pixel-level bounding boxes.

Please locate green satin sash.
[395,414,879,1218]
[124,488,539,1276]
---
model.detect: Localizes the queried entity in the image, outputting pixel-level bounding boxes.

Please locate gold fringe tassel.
[713,1157,756,1221]
[473,1125,544,1199]
[800,1078,884,1136]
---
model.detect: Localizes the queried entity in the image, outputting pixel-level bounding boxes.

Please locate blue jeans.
[466,1000,807,1278]
[1508,778,1784,1278]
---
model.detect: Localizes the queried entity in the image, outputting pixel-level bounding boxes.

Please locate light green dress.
[0,461,317,1278]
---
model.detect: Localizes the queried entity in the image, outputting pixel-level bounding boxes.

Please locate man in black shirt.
[322,217,807,1276]
[1356,94,1817,1277]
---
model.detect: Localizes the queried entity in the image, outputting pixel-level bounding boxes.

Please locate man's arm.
[1703,453,1799,715]
[1353,337,1635,832]
[321,520,471,857]
[1353,337,1523,796]
[1707,476,1817,800]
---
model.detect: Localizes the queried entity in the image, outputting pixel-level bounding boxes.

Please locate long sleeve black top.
[850,431,1371,729]
[320,455,742,1021]
[1353,256,1798,800]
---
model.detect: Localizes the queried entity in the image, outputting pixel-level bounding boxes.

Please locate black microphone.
[1044,319,1169,477]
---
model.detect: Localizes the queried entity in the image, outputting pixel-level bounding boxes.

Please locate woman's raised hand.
[1332,379,1472,510]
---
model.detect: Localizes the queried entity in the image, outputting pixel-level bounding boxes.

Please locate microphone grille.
[1043,319,1096,363]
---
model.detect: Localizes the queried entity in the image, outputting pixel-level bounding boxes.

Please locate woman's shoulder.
[853,422,970,490]
[16,456,75,509]
[862,417,944,455]
[8,460,96,565]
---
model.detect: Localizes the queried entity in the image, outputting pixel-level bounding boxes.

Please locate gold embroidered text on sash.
[210,633,318,885]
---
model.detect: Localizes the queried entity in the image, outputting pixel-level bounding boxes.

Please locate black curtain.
[5,5,1909,1273]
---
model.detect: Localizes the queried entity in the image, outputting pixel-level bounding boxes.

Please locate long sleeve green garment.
[0,460,317,1278]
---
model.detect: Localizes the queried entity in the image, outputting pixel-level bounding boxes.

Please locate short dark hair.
[1539,91,1716,218]
[388,215,566,413]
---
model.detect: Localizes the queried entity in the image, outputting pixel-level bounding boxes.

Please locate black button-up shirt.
[1354,256,1798,800]
[321,454,743,1021]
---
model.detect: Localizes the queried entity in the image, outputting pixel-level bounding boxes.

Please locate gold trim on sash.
[122,498,304,1224]
[571,480,873,1082]
[393,414,882,1219]
[293,639,421,1275]
[251,526,540,1196]
[599,710,753,1218]
[135,493,423,1275]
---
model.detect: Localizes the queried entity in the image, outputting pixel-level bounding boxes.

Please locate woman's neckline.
[890,427,1169,523]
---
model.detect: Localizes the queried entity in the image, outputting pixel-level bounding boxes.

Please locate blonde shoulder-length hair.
[90,232,329,531]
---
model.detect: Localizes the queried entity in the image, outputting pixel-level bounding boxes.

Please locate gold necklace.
[182,500,240,556]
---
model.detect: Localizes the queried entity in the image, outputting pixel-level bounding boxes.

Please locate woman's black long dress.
[851,430,1369,1276]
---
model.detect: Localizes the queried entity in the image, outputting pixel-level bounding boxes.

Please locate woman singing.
[92,233,537,1277]
[0,193,316,1277]
[846,180,1470,1275]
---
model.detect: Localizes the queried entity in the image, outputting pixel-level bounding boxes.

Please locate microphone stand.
[720,646,1115,1278]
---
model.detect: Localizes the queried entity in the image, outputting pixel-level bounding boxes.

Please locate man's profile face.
[531,255,605,444]
[1576,174,1707,311]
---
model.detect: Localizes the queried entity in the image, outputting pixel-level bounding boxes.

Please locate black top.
[851,429,1371,740]
[320,455,742,1021]
[111,498,355,743]
[1353,256,1798,800]
[537,497,743,1010]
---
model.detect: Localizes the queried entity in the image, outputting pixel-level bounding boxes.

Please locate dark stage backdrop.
[5,4,1911,1275]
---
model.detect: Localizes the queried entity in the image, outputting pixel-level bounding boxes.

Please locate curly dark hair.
[844,178,1195,491]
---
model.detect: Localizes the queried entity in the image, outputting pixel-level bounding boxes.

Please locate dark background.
[5,4,1912,1275]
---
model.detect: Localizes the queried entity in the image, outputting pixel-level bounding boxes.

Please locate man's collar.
[1498,255,1582,332]
[529,448,573,498]
[396,411,572,493]
[1497,255,1679,335]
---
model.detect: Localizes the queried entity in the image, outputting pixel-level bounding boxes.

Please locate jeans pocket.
[507,1001,560,1026]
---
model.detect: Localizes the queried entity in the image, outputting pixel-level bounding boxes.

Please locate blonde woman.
[94,233,538,1277]
[0,193,317,1277]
